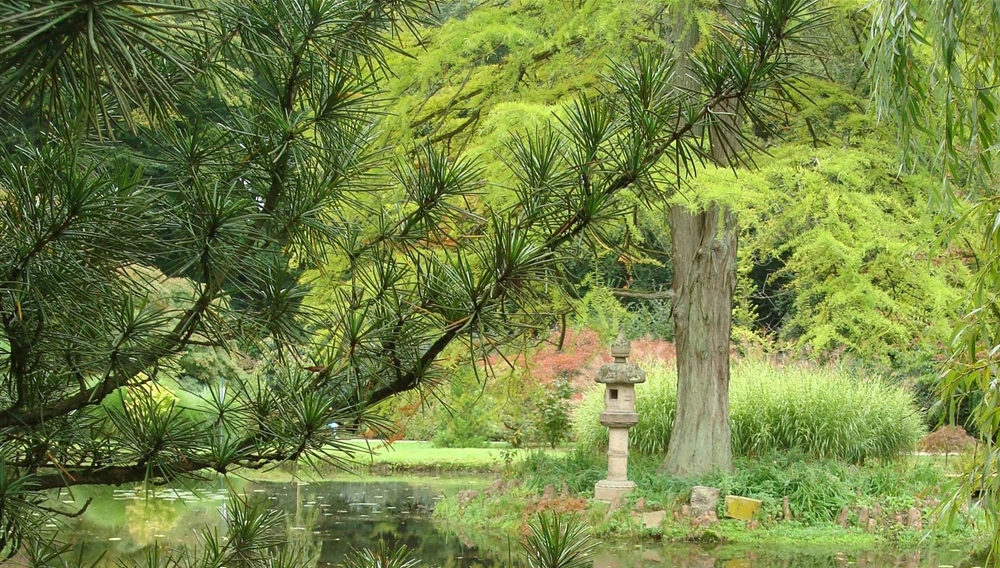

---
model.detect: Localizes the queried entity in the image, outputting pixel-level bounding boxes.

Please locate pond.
[47,476,985,568]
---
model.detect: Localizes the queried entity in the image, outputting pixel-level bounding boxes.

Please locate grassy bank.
[433,450,988,550]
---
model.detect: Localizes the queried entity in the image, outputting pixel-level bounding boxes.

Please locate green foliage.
[574,359,925,462]
[869,0,1000,552]
[431,402,490,449]
[376,0,967,380]
[0,455,42,555]
[522,511,597,568]
[737,143,968,371]
[732,360,926,463]
[177,347,247,386]
[520,449,607,495]
[518,451,955,527]
[415,369,571,449]
[682,75,973,370]
[343,541,423,568]
[405,364,534,448]
[0,0,201,132]
[379,0,668,168]
[721,456,948,523]
[536,379,574,450]
[570,282,636,342]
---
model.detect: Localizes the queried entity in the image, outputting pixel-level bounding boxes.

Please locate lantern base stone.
[594,479,636,502]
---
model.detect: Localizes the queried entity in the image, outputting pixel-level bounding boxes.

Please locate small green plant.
[522,511,596,568]
[537,379,574,449]
[342,541,423,568]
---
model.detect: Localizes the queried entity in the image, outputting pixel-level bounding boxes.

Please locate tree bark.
[660,203,737,476]
[656,0,742,476]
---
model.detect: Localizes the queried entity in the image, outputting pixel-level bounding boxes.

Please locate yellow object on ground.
[724,495,763,520]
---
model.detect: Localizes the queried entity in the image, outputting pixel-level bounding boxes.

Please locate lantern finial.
[610,333,630,361]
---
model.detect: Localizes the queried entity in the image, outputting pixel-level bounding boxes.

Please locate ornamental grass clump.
[573,359,924,463]
[731,360,925,462]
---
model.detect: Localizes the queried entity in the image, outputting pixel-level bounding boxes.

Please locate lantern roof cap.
[595,335,646,384]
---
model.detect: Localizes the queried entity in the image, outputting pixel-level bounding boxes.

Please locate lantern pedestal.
[594,480,637,501]
[593,336,645,503]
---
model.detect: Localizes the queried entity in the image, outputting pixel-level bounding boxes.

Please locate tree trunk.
[659,202,737,476]
[655,0,742,477]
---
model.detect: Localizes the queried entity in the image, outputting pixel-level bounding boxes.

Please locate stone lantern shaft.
[594,335,645,502]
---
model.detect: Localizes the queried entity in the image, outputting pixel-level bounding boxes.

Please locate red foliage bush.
[502,328,676,396]
[520,496,589,536]
[917,425,975,454]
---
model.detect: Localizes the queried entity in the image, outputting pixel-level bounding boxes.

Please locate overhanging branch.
[612,289,675,301]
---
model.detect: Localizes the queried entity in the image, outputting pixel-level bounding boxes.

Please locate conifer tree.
[0,0,821,560]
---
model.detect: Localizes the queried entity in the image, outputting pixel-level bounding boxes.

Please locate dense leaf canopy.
[0,0,827,562]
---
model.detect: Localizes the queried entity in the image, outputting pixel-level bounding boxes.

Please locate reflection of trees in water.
[125,498,180,546]
[254,480,498,568]
[55,484,229,566]
[590,547,983,568]
[52,480,990,568]
[280,484,322,567]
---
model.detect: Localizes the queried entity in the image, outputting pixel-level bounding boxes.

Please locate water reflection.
[263,479,493,568]
[54,478,985,568]
[591,548,981,568]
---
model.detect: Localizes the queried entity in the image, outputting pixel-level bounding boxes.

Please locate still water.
[49,477,985,568]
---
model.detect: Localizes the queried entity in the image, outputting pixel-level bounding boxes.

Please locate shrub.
[573,359,925,463]
[732,360,925,462]
[916,425,976,453]
[537,380,575,449]
[719,453,945,522]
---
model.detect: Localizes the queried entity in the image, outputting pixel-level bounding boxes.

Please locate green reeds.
[574,359,925,463]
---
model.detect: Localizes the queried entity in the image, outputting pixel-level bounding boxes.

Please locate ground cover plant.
[436,450,985,547]
[574,360,925,462]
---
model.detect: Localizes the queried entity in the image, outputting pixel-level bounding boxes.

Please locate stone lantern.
[594,335,645,502]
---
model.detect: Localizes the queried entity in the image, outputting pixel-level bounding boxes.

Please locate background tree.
[367,0,968,473]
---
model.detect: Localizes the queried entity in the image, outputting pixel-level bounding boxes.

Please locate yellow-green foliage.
[664,75,970,368]
[574,360,925,463]
[370,0,971,372]
[738,142,970,368]
[379,0,675,181]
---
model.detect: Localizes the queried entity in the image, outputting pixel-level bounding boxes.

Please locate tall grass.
[520,449,606,494]
[573,359,925,463]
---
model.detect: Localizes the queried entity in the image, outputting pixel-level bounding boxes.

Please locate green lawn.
[339,440,566,471]
[242,440,567,481]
